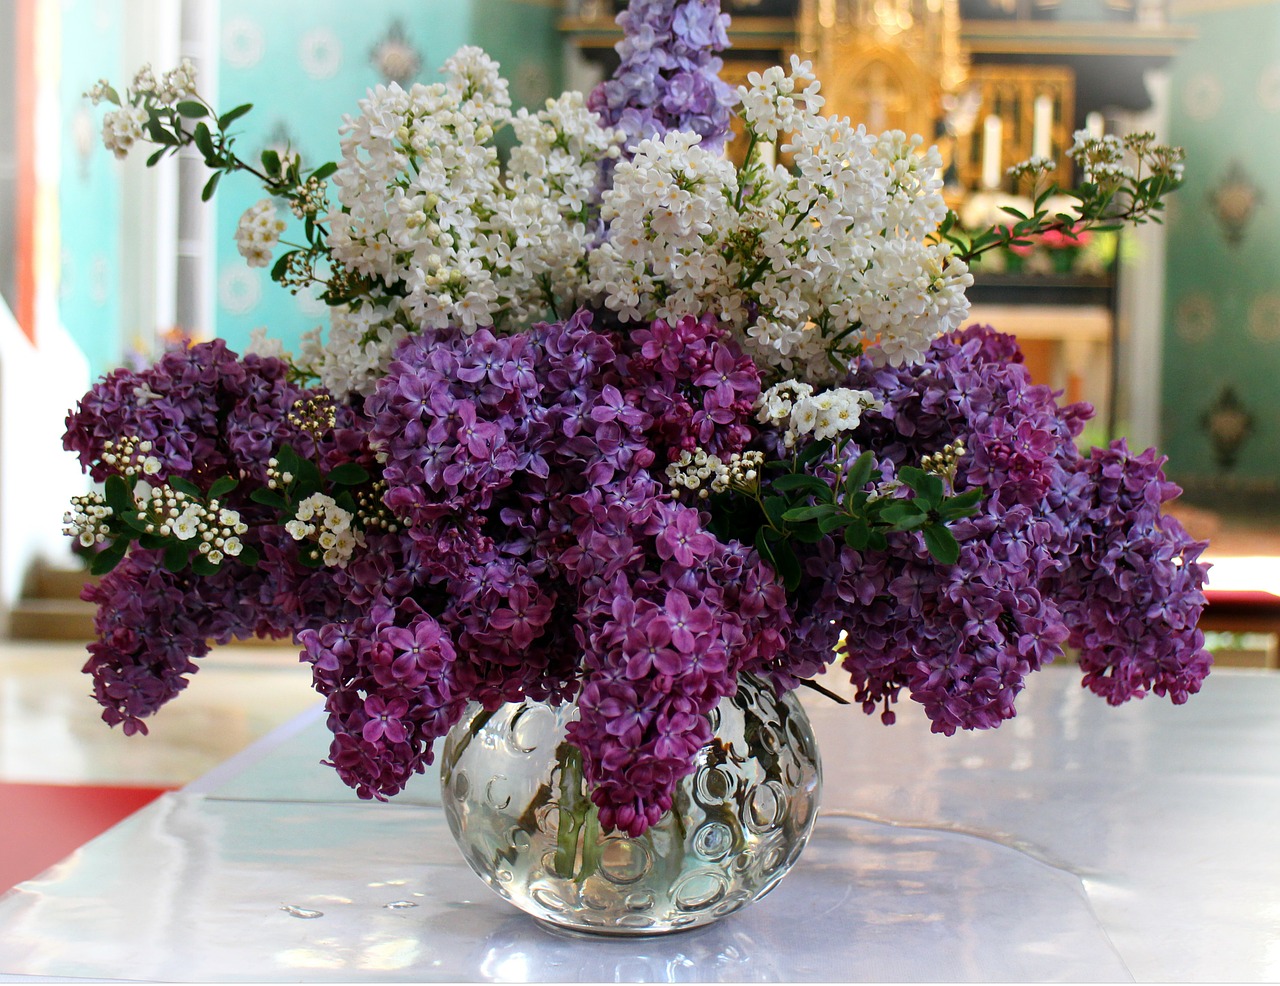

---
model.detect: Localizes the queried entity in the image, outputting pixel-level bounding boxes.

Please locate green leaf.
[146,147,168,167]
[843,518,870,550]
[169,477,202,498]
[271,250,296,281]
[191,553,219,576]
[162,543,190,573]
[897,467,944,505]
[217,102,253,130]
[311,161,337,181]
[939,488,983,520]
[276,444,301,476]
[923,524,961,565]
[175,100,207,119]
[193,122,216,159]
[818,513,856,534]
[327,462,370,486]
[201,171,222,202]
[794,438,832,469]
[261,148,281,176]
[145,118,178,145]
[208,476,238,500]
[236,545,260,568]
[89,539,129,576]
[754,527,776,568]
[844,450,875,495]
[761,496,788,528]
[765,535,801,592]
[295,457,323,498]
[250,488,285,510]
[103,474,134,517]
[781,504,834,523]
[881,502,927,530]
[771,473,833,498]
[790,522,826,544]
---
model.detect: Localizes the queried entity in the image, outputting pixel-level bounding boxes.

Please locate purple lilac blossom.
[769,324,1210,732]
[588,0,738,153]
[66,319,1211,835]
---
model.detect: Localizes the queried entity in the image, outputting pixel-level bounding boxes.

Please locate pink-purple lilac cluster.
[588,0,738,153]
[63,320,1212,833]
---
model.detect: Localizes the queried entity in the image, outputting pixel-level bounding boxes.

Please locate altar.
[0,667,1274,983]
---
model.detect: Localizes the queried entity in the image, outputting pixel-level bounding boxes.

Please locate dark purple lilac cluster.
[624,312,762,459]
[1054,441,1213,706]
[65,341,363,735]
[588,0,738,153]
[64,339,315,488]
[81,531,353,736]
[296,310,785,831]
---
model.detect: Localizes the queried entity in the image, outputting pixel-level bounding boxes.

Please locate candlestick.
[1085,111,1105,140]
[982,114,1002,190]
[1033,95,1053,160]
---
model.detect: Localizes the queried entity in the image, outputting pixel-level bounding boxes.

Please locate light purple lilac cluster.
[588,0,738,153]
[775,324,1211,733]
[1055,441,1213,705]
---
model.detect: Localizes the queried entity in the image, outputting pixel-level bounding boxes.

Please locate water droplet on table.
[281,904,324,919]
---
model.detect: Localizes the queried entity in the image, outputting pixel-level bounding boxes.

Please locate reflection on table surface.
[0,666,1277,982]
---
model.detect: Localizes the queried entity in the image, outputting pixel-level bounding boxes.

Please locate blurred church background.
[0,0,1277,888]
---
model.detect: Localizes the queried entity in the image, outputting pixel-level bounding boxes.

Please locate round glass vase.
[438,675,822,935]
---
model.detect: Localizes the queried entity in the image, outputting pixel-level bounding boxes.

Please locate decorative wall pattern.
[1162,0,1280,507]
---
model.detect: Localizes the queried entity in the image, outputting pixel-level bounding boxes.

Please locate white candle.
[982,114,1003,190]
[1033,95,1053,160]
[1085,111,1105,140]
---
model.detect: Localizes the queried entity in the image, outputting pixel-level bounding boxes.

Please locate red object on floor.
[0,782,172,893]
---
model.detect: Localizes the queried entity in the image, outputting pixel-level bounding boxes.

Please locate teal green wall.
[1161,1,1280,511]
[59,0,125,379]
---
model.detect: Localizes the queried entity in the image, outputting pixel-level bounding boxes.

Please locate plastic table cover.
[0,667,1277,982]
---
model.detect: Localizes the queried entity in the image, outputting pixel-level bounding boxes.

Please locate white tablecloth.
[0,666,1277,982]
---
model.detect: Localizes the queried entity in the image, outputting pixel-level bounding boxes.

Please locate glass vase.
[439,675,822,935]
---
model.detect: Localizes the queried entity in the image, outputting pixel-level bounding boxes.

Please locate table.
[0,666,1277,982]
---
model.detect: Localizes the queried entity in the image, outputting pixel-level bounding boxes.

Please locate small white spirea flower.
[235,199,287,268]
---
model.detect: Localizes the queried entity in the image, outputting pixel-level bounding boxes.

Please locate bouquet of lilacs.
[66,0,1207,838]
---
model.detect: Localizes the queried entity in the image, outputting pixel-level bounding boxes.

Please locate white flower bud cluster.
[136,486,248,565]
[285,493,364,568]
[353,479,400,534]
[788,388,883,445]
[100,436,162,478]
[921,440,967,485]
[1067,132,1135,188]
[290,177,329,220]
[266,457,295,490]
[666,448,765,499]
[1007,155,1055,183]
[236,199,287,268]
[288,394,337,441]
[130,59,197,104]
[64,493,113,548]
